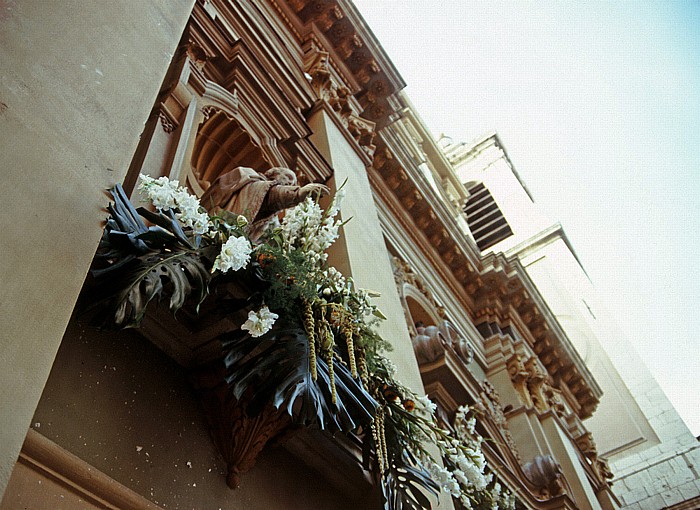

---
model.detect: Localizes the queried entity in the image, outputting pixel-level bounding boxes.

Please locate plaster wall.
[521,241,656,457]
[0,0,194,497]
[1,318,375,510]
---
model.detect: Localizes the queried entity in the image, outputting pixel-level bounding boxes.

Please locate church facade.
[2,1,684,509]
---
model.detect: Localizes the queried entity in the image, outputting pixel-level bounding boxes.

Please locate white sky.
[352,0,700,436]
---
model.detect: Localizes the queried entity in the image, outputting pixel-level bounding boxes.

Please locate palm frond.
[222,324,378,432]
[382,450,440,510]
[91,184,212,328]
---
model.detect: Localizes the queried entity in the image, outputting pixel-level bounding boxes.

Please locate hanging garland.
[91,174,516,510]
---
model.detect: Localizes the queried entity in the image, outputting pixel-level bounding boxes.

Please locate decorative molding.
[525,356,549,413]
[391,256,444,316]
[10,429,158,509]
[476,381,521,463]
[158,105,177,133]
[507,354,532,408]
[574,432,614,485]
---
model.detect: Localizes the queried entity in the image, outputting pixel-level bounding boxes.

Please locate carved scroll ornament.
[523,455,564,499]
[412,320,474,365]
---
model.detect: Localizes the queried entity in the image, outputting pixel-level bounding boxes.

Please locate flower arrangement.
[92,174,516,510]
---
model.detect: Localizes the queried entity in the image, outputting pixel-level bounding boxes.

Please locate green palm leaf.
[91,184,212,328]
[222,324,378,432]
[382,450,439,510]
[111,250,211,327]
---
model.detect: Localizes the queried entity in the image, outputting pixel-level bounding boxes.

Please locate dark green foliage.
[382,450,439,510]
[91,185,213,328]
[222,323,378,432]
[255,246,320,316]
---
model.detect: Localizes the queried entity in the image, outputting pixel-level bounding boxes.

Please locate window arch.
[188,109,271,197]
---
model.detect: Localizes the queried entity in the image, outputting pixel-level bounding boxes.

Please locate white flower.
[427,461,461,497]
[139,174,213,234]
[277,193,343,265]
[417,395,437,415]
[212,236,252,273]
[241,306,278,338]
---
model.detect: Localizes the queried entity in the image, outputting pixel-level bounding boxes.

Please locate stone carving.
[575,432,614,484]
[391,256,444,315]
[507,354,532,407]
[201,91,238,121]
[478,381,521,463]
[438,321,474,364]
[523,455,564,498]
[158,107,177,133]
[346,113,376,156]
[412,320,474,365]
[201,166,328,239]
[186,38,211,72]
[543,383,568,419]
[412,323,443,363]
[306,50,333,99]
[525,357,549,412]
[191,366,291,488]
[303,48,376,156]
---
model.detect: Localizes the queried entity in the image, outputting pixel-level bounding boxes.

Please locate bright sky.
[352,0,700,436]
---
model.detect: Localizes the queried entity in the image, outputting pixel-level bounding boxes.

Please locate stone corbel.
[507,354,533,407]
[347,114,376,156]
[305,50,333,100]
[543,383,568,419]
[186,37,212,72]
[329,87,353,117]
[525,357,549,412]
[190,363,292,489]
[158,105,178,133]
[575,432,614,484]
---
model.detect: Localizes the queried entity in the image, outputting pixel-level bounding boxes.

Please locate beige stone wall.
[308,109,427,394]
[1,318,377,509]
[0,0,196,497]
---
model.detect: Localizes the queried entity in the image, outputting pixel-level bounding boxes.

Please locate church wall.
[0,0,195,496]
[0,317,373,510]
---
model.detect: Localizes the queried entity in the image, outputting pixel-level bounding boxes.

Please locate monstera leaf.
[222,324,378,432]
[382,450,440,510]
[106,250,211,327]
[91,184,212,328]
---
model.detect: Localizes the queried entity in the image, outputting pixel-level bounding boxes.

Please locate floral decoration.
[92,174,516,510]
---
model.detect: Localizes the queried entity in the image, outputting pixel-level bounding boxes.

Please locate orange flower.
[402,399,416,412]
[256,252,276,268]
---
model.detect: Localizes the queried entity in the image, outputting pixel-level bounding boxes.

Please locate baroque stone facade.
[442,132,700,510]
[0,1,665,509]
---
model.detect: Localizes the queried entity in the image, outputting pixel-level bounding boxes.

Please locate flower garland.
[94,174,516,510]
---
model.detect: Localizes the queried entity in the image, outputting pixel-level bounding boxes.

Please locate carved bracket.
[190,364,293,488]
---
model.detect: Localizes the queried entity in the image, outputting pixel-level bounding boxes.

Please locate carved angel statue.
[201,166,329,239]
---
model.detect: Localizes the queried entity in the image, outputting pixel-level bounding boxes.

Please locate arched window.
[188,110,271,196]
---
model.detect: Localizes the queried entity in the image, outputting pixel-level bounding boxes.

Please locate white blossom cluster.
[431,406,517,510]
[278,190,344,264]
[212,235,252,273]
[320,266,347,295]
[241,306,279,338]
[417,395,437,416]
[138,174,210,234]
